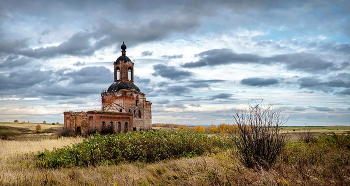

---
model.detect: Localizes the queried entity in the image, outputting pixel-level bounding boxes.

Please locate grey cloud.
[293,106,306,111]
[0,68,52,91]
[166,103,187,109]
[182,49,344,74]
[58,100,86,104]
[268,53,334,73]
[240,77,278,87]
[327,79,349,88]
[162,54,183,59]
[141,51,153,56]
[189,104,201,107]
[65,66,112,84]
[297,77,350,94]
[0,55,30,68]
[182,49,261,68]
[209,93,233,100]
[309,106,333,112]
[297,77,334,93]
[152,64,192,80]
[335,89,350,95]
[167,86,191,96]
[73,61,86,66]
[156,99,170,104]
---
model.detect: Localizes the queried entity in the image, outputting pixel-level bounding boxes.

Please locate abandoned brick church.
[64,42,152,135]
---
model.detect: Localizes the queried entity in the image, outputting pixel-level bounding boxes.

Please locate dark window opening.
[133,127,136,131]
[76,127,81,135]
[136,100,138,106]
[134,110,136,118]
[118,122,121,132]
[124,122,128,132]
[120,109,123,112]
[138,110,142,118]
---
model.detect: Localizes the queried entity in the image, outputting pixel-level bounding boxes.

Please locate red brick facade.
[64,42,152,135]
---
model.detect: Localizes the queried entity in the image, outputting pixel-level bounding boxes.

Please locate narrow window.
[138,110,141,118]
[134,110,136,118]
[102,121,106,130]
[136,100,138,106]
[128,67,132,81]
[120,109,123,112]
[124,122,128,132]
[116,67,120,80]
[128,109,131,113]
[117,122,121,132]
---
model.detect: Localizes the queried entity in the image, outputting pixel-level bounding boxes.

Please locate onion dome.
[107,82,140,92]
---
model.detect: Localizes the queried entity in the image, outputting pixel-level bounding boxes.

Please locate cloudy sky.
[0,0,349,126]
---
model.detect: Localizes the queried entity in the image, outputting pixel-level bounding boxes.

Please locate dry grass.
[0,123,63,132]
[0,137,84,159]
[0,133,349,185]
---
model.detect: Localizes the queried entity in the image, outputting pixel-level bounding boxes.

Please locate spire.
[121,41,126,56]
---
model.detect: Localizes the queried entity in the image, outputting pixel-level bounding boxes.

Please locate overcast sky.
[0,0,349,126]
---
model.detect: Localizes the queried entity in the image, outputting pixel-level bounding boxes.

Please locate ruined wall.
[64,111,133,135]
[101,89,151,130]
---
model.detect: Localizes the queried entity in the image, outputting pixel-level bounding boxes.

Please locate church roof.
[107,81,140,92]
[116,55,131,61]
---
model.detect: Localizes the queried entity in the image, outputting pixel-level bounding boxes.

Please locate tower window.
[138,110,141,118]
[116,67,120,80]
[136,100,138,106]
[128,67,132,81]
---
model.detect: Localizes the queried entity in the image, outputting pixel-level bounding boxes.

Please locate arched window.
[128,67,132,81]
[134,110,136,118]
[102,121,106,130]
[128,109,131,113]
[116,67,120,80]
[124,122,128,132]
[138,110,141,118]
[117,122,121,132]
[110,122,114,133]
[120,109,123,112]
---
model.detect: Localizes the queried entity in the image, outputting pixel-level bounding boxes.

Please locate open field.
[0,129,349,185]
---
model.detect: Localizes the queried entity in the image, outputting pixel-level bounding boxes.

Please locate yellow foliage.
[209,125,219,133]
[193,126,206,133]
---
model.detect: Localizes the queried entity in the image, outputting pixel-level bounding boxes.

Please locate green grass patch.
[36,130,233,168]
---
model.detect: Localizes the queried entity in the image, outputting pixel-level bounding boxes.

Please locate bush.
[36,130,233,168]
[57,128,76,137]
[35,124,41,133]
[43,120,46,124]
[230,102,288,170]
[14,120,19,123]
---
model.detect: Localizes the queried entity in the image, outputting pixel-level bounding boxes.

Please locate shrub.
[35,124,41,133]
[230,102,288,170]
[57,128,76,137]
[36,130,233,168]
[43,120,46,124]
[14,120,19,123]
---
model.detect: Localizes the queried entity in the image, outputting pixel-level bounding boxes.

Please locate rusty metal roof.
[107,82,140,92]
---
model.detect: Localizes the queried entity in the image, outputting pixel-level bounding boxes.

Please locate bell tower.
[114,41,134,84]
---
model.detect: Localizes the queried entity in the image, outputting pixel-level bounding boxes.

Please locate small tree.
[35,124,41,133]
[14,119,19,123]
[43,120,46,124]
[230,101,288,170]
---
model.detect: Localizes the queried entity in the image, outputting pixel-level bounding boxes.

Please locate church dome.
[116,55,131,61]
[107,82,140,92]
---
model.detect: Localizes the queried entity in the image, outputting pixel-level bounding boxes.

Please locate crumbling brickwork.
[64,42,152,135]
